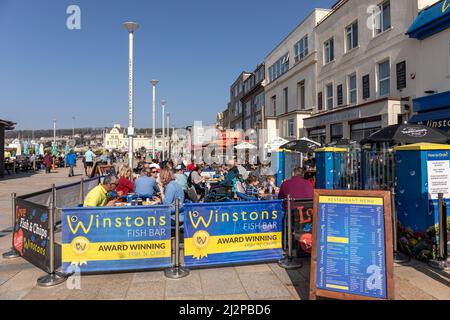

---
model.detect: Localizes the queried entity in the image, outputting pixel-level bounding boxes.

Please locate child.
[264,175,277,194]
[245,175,261,199]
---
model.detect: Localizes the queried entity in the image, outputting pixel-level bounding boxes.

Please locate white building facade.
[103,124,169,151]
[264,9,331,143]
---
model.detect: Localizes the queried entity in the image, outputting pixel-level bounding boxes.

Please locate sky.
[0,0,336,130]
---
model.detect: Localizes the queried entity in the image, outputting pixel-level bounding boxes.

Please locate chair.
[186,185,199,203]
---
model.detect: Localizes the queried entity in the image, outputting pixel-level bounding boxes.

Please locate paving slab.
[125,280,166,300]
[238,271,292,300]
[199,267,246,296]
[165,270,203,298]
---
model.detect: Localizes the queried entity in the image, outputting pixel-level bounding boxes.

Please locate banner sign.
[62,205,172,273]
[13,198,55,273]
[292,200,314,255]
[310,190,394,300]
[183,200,284,267]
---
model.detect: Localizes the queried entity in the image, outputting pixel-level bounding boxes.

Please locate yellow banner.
[320,196,383,206]
[62,238,171,264]
[184,232,282,259]
[326,284,349,291]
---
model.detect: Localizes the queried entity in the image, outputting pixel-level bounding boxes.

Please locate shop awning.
[412,90,450,113]
[409,108,450,125]
[407,0,450,40]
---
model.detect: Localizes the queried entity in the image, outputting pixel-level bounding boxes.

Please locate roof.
[394,143,450,151]
[0,119,16,130]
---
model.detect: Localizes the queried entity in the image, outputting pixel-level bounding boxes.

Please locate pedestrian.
[66,149,77,177]
[43,151,53,174]
[84,147,96,176]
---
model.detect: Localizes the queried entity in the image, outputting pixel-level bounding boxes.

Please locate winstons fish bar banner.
[183,200,284,267]
[61,206,172,273]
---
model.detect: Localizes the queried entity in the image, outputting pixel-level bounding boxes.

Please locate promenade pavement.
[0,163,448,300]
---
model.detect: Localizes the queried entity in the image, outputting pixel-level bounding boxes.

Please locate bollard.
[2,193,20,259]
[428,193,449,270]
[37,184,66,287]
[278,195,302,269]
[164,199,190,279]
[391,188,409,263]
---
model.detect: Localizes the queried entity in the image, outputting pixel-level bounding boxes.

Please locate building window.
[308,127,326,146]
[268,53,289,82]
[362,74,370,99]
[378,60,390,96]
[349,74,357,104]
[373,1,391,35]
[350,119,382,142]
[337,84,343,106]
[318,92,323,111]
[396,61,407,90]
[324,38,334,64]
[255,93,264,112]
[288,119,295,137]
[284,87,289,113]
[271,95,277,116]
[294,35,308,63]
[345,21,358,51]
[297,81,305,110]
[331,123,343,142]
[326,84,333,110]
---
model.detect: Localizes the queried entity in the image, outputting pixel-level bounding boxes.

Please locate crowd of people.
[83,156,316,212]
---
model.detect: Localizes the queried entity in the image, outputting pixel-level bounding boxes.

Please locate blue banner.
[61,206,172,273]
[183,200,284,267]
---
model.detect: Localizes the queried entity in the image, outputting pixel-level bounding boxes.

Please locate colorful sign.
[13,198,54,273]
[62,206,172,273]
[292,200,314,255]
[311,190,394,300]
[183,201,284,267]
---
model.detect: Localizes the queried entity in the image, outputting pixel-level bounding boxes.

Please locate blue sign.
[316,196,387,299]
[61,206,172,273]
[183,201,284,267]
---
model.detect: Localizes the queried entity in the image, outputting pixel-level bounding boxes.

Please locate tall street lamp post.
[161,100,166,161]
[151,80,159,160]
[123,21,139,169]
[167,112,170,159]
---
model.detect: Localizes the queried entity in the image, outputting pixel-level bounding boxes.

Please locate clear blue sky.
[0,0,336,130]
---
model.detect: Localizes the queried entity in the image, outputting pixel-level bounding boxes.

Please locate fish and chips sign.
[61,206,172,273]
[183,201,285,267]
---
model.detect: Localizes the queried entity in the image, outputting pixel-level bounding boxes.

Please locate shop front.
[409,91,450,132]
[304,98,403,144]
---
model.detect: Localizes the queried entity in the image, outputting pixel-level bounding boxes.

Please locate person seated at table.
[116,164,134,195]
[187,165,206,199]
[244,175,262,200]
[220,159,240,187]
[278,168,313,202]
[174,165,188,192]
[263,175,277,194]
[84,175,119,207]
[155,168,185,214]
[134,167,159,198]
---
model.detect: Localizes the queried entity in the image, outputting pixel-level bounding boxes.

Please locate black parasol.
[280,140,318,153]
[360,124,450,145]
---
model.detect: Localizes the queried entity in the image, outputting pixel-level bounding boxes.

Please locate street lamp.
[161,100,166,161]
[151,80,159,160]
[53,119,56,145]
[71,116,75,139]
[123,21,139,169]
[167,112,170,159]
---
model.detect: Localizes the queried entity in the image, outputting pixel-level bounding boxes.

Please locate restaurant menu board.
[310,190,394,300]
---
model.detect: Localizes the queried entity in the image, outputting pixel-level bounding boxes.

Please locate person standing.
[43,151,53,174]
[278,167,314,204]
[66,149,77,177]
[84,147,96,176]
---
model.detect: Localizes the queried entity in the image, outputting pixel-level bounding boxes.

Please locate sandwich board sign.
[310,189,394,300]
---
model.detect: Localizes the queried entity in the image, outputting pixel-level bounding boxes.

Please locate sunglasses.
[151,171,157,174]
